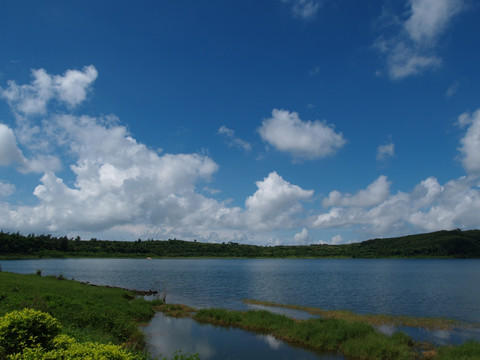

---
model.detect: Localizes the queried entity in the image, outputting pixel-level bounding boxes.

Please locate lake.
[1,258,480,358]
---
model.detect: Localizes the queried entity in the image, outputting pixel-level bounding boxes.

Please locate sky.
[0,0,479,245]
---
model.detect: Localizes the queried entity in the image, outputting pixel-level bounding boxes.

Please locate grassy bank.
[244,299,460,329]
[192,307,480,360]
[193,308,416,360]
[154,302,480,360]
[0,271,164,357]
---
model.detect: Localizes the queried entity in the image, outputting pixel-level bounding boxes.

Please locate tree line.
[0,229,479,259]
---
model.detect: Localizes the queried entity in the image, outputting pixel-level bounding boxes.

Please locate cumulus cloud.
[294,227,312,244]
[259,109,346,160]
[375,0,464,79]
[218,125,252,151]
[1,113,229,234]
[377,142,395,161]
[312,175,480,238]
[0,65,97,115]
[457,109,480,176]
[323,176,391,208]
[245,171,314,230]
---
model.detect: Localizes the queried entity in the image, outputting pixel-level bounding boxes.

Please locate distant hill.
[1,229,479,259]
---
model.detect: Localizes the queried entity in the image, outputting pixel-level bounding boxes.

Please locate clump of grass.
[156,303,196,318]
[195,307,417,359]
[244,299,459,330]
[341,331,414,360]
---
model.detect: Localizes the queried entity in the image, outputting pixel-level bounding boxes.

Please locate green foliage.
[1,229,479,259]
[0,272,157,351]
[435,340,480,360]
[161,351,200,360]
[7,340,142,360]
[0,309,61,355]
[0,311,198,360]
[340,331,413,360]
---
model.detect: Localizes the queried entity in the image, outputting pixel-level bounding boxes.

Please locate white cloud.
[312,175,480,238]
[0,181,15,198]
[294,227,312,244]
[381,41,441,79]
[0,123,59,174]
[457,109,480,176]
[377,142,395,161]
[0,65,97,115]
[218,125,252,151]
[404,0,463,44]
[331,234,343,245]
[323,176,391,208]
[375,0,464,79]
[1,113,225,234]
[245,171,314,230]
[259,109,346,160]
[0,123,26,166]
[55,66,98,107]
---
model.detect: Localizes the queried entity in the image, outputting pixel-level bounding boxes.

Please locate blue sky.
[0,0,479,245]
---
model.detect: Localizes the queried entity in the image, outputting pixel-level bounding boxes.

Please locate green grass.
[192,306,480,360]
[435,340,480,360]
[0,271,163,350]
[243,299,461,329]
[194,308,416,359]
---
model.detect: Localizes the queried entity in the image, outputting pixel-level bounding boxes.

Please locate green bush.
[0,309,61,355]
[7,340,142,359]
[0,309,143,360]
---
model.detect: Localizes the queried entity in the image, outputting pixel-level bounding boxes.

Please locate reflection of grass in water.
[243,299,463,330]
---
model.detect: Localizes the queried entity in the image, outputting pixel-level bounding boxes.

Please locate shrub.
[8,341,143,360]
[0,309,61,355]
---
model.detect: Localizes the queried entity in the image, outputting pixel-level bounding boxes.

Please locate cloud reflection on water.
[143,312,342,360]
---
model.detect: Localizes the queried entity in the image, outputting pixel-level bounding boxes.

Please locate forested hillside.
[0,229,479,259]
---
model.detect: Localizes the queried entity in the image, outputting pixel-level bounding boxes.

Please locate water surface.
[143,313,343,360]
[2,258,479,323]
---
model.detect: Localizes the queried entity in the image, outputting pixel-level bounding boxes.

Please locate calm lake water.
[2,258,480,358]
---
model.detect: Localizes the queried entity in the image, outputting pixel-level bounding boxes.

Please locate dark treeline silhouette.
[0,229,479,259]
